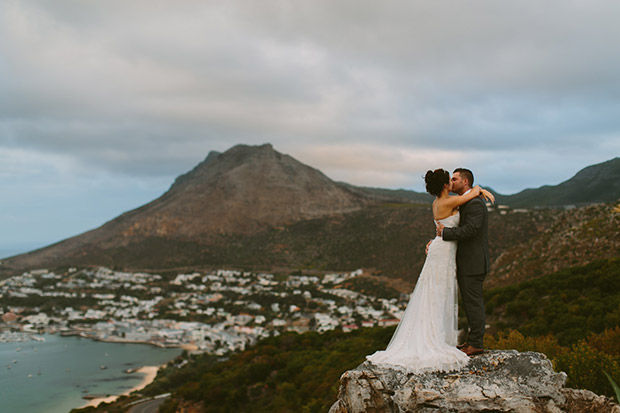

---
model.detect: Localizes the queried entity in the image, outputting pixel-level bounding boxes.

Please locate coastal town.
[0,266,407,355]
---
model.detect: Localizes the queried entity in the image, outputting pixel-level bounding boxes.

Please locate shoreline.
[0,333,182,413]
[79,365,161,409]
[60,331,199,351]
[96,336,198,351]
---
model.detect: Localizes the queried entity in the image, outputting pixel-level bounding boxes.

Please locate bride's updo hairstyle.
[424,168,450,197]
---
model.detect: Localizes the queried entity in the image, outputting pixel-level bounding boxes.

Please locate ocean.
[0,334,182,413]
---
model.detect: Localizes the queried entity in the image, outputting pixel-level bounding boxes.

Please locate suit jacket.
[442,196,489,276]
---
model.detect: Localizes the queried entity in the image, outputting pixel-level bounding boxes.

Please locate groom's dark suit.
[442,195,489,349]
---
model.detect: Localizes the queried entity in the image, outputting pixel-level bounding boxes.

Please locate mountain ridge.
[1,144,618,276]
[335,157,620,208]
[1,143,381,272]
[497,157,620,207]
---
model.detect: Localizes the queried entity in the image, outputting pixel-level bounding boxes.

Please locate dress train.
[366,213,469,373]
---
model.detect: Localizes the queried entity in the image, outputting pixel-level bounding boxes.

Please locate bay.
[0,334,182,413]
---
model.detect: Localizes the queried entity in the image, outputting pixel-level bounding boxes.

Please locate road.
[127,395,170,413]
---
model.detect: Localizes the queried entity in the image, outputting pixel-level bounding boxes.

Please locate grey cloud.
[0,0,618,189]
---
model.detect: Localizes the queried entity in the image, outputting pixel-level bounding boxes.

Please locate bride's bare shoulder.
[433,195,459,220]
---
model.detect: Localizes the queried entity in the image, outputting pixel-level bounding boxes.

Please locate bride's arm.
[480,188,495,204]
[441,186,482,210]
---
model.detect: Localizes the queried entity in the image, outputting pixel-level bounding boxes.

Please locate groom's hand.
[425,240,432,255]
[436,222,444,237]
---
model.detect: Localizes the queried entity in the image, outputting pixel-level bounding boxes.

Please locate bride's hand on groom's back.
[475,185,495,204]
[480,188,495,204]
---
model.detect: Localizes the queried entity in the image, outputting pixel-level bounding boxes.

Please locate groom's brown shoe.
[462,345,484,356]
[456,342,468,350]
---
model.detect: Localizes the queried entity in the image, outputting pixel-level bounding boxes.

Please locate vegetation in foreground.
[485,258,620,346]
[76,259,620,412]
[78,327,620,413]
[75,327,394,413]
[486,328,620,399]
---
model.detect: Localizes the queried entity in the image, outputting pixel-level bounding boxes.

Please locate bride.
[366,168,494,372]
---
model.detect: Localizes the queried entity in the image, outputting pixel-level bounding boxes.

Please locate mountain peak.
[230,142,274,152]
[214,143,277,164]
[158,143,369,231]
[169,143,278,190]
[2,143,379,271]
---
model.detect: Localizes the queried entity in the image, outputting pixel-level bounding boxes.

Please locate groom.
[436,168,489,356]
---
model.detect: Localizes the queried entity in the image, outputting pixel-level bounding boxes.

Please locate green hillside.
[485,258,620,346]
[503,157,620,208]
[76,327,395,413]
[95,202,555,283]
[487,202,620,288]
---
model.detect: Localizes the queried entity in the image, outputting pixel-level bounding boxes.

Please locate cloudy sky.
[1,0,619,256]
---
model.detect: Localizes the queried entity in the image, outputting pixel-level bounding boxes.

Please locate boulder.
[329,350,620,413]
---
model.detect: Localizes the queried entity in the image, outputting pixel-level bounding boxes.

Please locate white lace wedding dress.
[366,212,470,373]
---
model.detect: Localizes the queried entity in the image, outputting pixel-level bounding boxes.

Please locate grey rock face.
[329,350,620,413]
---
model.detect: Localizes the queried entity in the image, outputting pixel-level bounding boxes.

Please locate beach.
[80,365,161,408]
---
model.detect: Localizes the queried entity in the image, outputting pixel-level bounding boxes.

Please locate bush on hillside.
[486,328,620,398]
[485,258,620,346]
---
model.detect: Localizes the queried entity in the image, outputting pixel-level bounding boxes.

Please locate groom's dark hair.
[454,168,474,187]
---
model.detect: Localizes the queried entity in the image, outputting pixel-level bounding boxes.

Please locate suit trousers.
[457,272,486,349]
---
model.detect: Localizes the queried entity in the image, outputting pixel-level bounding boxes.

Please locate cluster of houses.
[0,266,407,353]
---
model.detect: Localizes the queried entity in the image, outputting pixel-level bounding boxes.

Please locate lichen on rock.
[329,350,620,413]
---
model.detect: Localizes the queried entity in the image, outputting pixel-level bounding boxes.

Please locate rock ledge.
[329,350,619,413]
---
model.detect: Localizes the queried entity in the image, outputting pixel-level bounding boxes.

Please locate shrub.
[587,326,620,356]
[555,341,620,398]
[487,329,620,398]
[485,329,566,360]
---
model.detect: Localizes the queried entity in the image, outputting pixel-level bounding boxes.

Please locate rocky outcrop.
[329,350,620,413]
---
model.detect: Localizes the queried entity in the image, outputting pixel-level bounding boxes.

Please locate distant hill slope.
[499,157,620,208]
[1,144,382,272]
[1,201,560,282]
[346,157,620,208]
[338,183,433,204]
[487,202,620,288]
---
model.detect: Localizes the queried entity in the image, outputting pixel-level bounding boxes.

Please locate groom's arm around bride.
[441,195,489,276]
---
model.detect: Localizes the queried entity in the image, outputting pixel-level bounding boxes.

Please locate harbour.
[0,333,181,412]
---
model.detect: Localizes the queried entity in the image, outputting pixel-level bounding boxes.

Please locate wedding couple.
[367,168,494,373]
